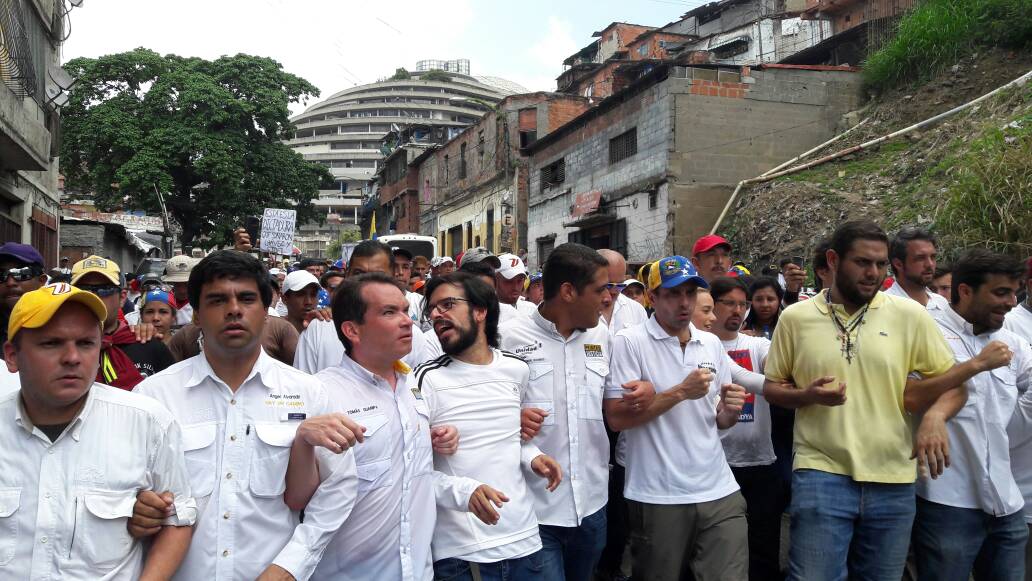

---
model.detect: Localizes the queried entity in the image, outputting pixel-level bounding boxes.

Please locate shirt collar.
[531,307,566,340]
[14,384,97,442]
[186,348,275,391]
[337,352,409,390]
[941,304,979,337]
[645,315,701,343]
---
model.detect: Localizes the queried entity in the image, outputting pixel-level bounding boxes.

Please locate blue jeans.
[538,507,607,581]
[788,469,916,581]
[912,496,1028,581]
[433,550,549,581]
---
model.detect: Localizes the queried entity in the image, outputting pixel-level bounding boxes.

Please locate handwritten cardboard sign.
[259,208,297,255]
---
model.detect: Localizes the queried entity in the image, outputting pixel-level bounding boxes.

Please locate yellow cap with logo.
[8,282,108,341]
[70,255,121,286]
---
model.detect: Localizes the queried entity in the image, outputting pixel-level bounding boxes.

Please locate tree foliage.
[388,67,411,81]
[61,48,333,248]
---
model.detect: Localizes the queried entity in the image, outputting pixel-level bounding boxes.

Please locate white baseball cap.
[430,256,455,268]
[283,270,321,293]
[496,253,528,279]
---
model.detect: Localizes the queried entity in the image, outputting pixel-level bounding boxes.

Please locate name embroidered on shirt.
[264,394,305,408]
[584,344,604,358]
[513,341,542,355]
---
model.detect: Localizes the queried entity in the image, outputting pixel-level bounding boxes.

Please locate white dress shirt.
[918,306,1032,517]
[312,354,436,581]
[134,350,357,581]
[499,310,610,527]
[884,280,950,313]
[0,384,196,581]
[415,350,544,562]
[293,319,431,374]
[606,318,740,505]
[601,293,648,339]
[1004,303,1032,345]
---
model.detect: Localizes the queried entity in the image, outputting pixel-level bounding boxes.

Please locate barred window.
[609,129,637,165]
[539,158,566,193]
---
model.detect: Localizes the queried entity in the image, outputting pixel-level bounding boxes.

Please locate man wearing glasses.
[0,242,49,345]
[71,256,175,390]
[598,250,647,339]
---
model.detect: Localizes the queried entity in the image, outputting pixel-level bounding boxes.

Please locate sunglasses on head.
[75,284,122,297]
[0,267,40,282]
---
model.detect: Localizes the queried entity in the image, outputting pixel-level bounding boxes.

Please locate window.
[444,155,450,185]
[537,238,555,265]
[649,190,658,209]
[539,158,566,193]
[609,128,638,164]
[459,143,467,179]
[486,207,494,251]
[518,108,538,148]
[637,43,649,57]
[478,131,485,167]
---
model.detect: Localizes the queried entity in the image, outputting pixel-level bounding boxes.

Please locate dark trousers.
[598,463,629,578]
[732,463,786,581]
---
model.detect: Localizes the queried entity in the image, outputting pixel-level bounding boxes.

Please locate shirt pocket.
[579,362,609,421]
[354,413,393,494]
[181,422,218,498]
[987,366,1019,425]
[528,362,555,399]
[75,490,136,570]
[249,423,298,498]
[0,488,20,566]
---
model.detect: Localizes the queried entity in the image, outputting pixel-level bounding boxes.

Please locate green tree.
[388,67,411,81]
[60,48,333,248]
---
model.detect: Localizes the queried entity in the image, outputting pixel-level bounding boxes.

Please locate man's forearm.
[922,384,968,421]
[716,408,740,430]
[605,389,684,431]
[139,525,193,581]
[285,440,320,510]
[762,379,810,409]
[904,359,981,414]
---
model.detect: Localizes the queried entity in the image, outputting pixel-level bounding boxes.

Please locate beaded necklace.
[824,288,870,364]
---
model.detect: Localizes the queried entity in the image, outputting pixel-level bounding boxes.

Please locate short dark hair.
[950,248,1025,305]
[331,272,402,354]
[422,271,500,348]
[188,250,272,310]
[458,260,495,278]
[890,226,938,265]
[542,243,607,300]
[709,276,750,301]
[300,258,325,269]
[320,271,345,288]
[345,240,394,276]
[934,264,952,278]
[813,237,832,272]
[830,220,888,259]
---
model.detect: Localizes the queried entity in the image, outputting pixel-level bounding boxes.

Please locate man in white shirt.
[294,241,431,373]
[129,251,362,581]
[598,250,648,339]
[885,226,950,313]
[913,249,1031,580]
[709,276,782,580]
[604,256,748,581]
[1,283,196,580]
[163,255,198,327]
[1004,258,1031,345]
[418,272,561,579]
[285,272,459,580]
[393,247,427,326]
[499,243,638,581]
[496,253,537,318]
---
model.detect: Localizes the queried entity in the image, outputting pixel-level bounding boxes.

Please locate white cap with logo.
[496,253,528,279]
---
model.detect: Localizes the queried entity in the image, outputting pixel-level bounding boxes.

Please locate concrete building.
[376,93,590,261]
[785,0,918,65]
[525,62,862,268]
[283,61,524,256]
[60,216,163,274]
[1,0,74,266]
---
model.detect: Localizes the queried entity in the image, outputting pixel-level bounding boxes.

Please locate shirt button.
[223,512,230,520]
[230,399,237,405]
[222,550,230,557]
[47,449,54,455]
[230,435,237,442]
[40,536,48,543]
[226,473,233,479]
[44,493,51,499]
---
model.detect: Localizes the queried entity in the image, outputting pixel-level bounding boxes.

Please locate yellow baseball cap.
[71,255,121,286]
[8,282,108,341]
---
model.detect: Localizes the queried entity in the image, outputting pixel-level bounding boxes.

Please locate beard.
[835,265,884,307]
[904,267,935,287]
[439,312,479,356]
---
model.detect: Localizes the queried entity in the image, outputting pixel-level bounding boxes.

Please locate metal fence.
[0,0,46,102]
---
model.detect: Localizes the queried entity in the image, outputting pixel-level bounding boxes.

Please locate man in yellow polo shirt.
[764,220,960,581]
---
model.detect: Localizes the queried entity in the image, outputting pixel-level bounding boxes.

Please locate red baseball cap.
[692,234,732,256]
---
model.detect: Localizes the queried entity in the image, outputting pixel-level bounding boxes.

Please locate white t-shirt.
[415,350,544,563]
[719,334,775,467]
[606,317,740,505]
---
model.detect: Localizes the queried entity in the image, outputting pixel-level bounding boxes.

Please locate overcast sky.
[62,0,706,114]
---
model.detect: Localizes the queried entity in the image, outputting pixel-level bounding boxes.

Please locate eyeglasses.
[1,267,39,282]
[715,299,750,310]
[75,284,122,297]
[605,283,627,291]
[426,297,470,316]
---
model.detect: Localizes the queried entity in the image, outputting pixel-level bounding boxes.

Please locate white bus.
[376,234,439,259]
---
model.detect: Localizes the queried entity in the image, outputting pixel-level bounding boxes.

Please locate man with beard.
[763,220,972,581]
[911,249,1031,580]
[417,272,562,580]
[496,253,538,317]
[604,258,748,581]
[886,227,950,313]
[0,243,48,345]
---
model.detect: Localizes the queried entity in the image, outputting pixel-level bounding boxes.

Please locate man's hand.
[718,384,747,414]
[673,368,713,401]
[130,323,162,343]
[620,380,655,412]
[783,263,806,293]
[913,412,950,479]
[233,227,253,253]
[296,414,365,453]
[128,490,173,538]
[431,425,459,455]
[803,376,847,406]
[302,308,333,330]
[256,564,295,581]
[468,484,509,525]
[520,408,548,441]
[973,340,1013,373]
[530,455,562,492]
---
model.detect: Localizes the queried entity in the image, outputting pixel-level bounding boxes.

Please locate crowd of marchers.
[0,218,1030,581]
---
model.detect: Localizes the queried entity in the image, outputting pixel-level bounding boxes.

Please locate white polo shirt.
[601,293,648,339]
[884,280,950,313]
[499,310,610,527]
[720,334,775,467]
[918,306,1032,517]
[1004,303,1032,345]
[0,384,196,580]
[293,318,432,374]
[312,354,436,581]
[606,317,740,505]
[134,349,357,581]
[415,350,544,563]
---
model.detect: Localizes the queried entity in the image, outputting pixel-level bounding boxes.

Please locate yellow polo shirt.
[765,291,955,483]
